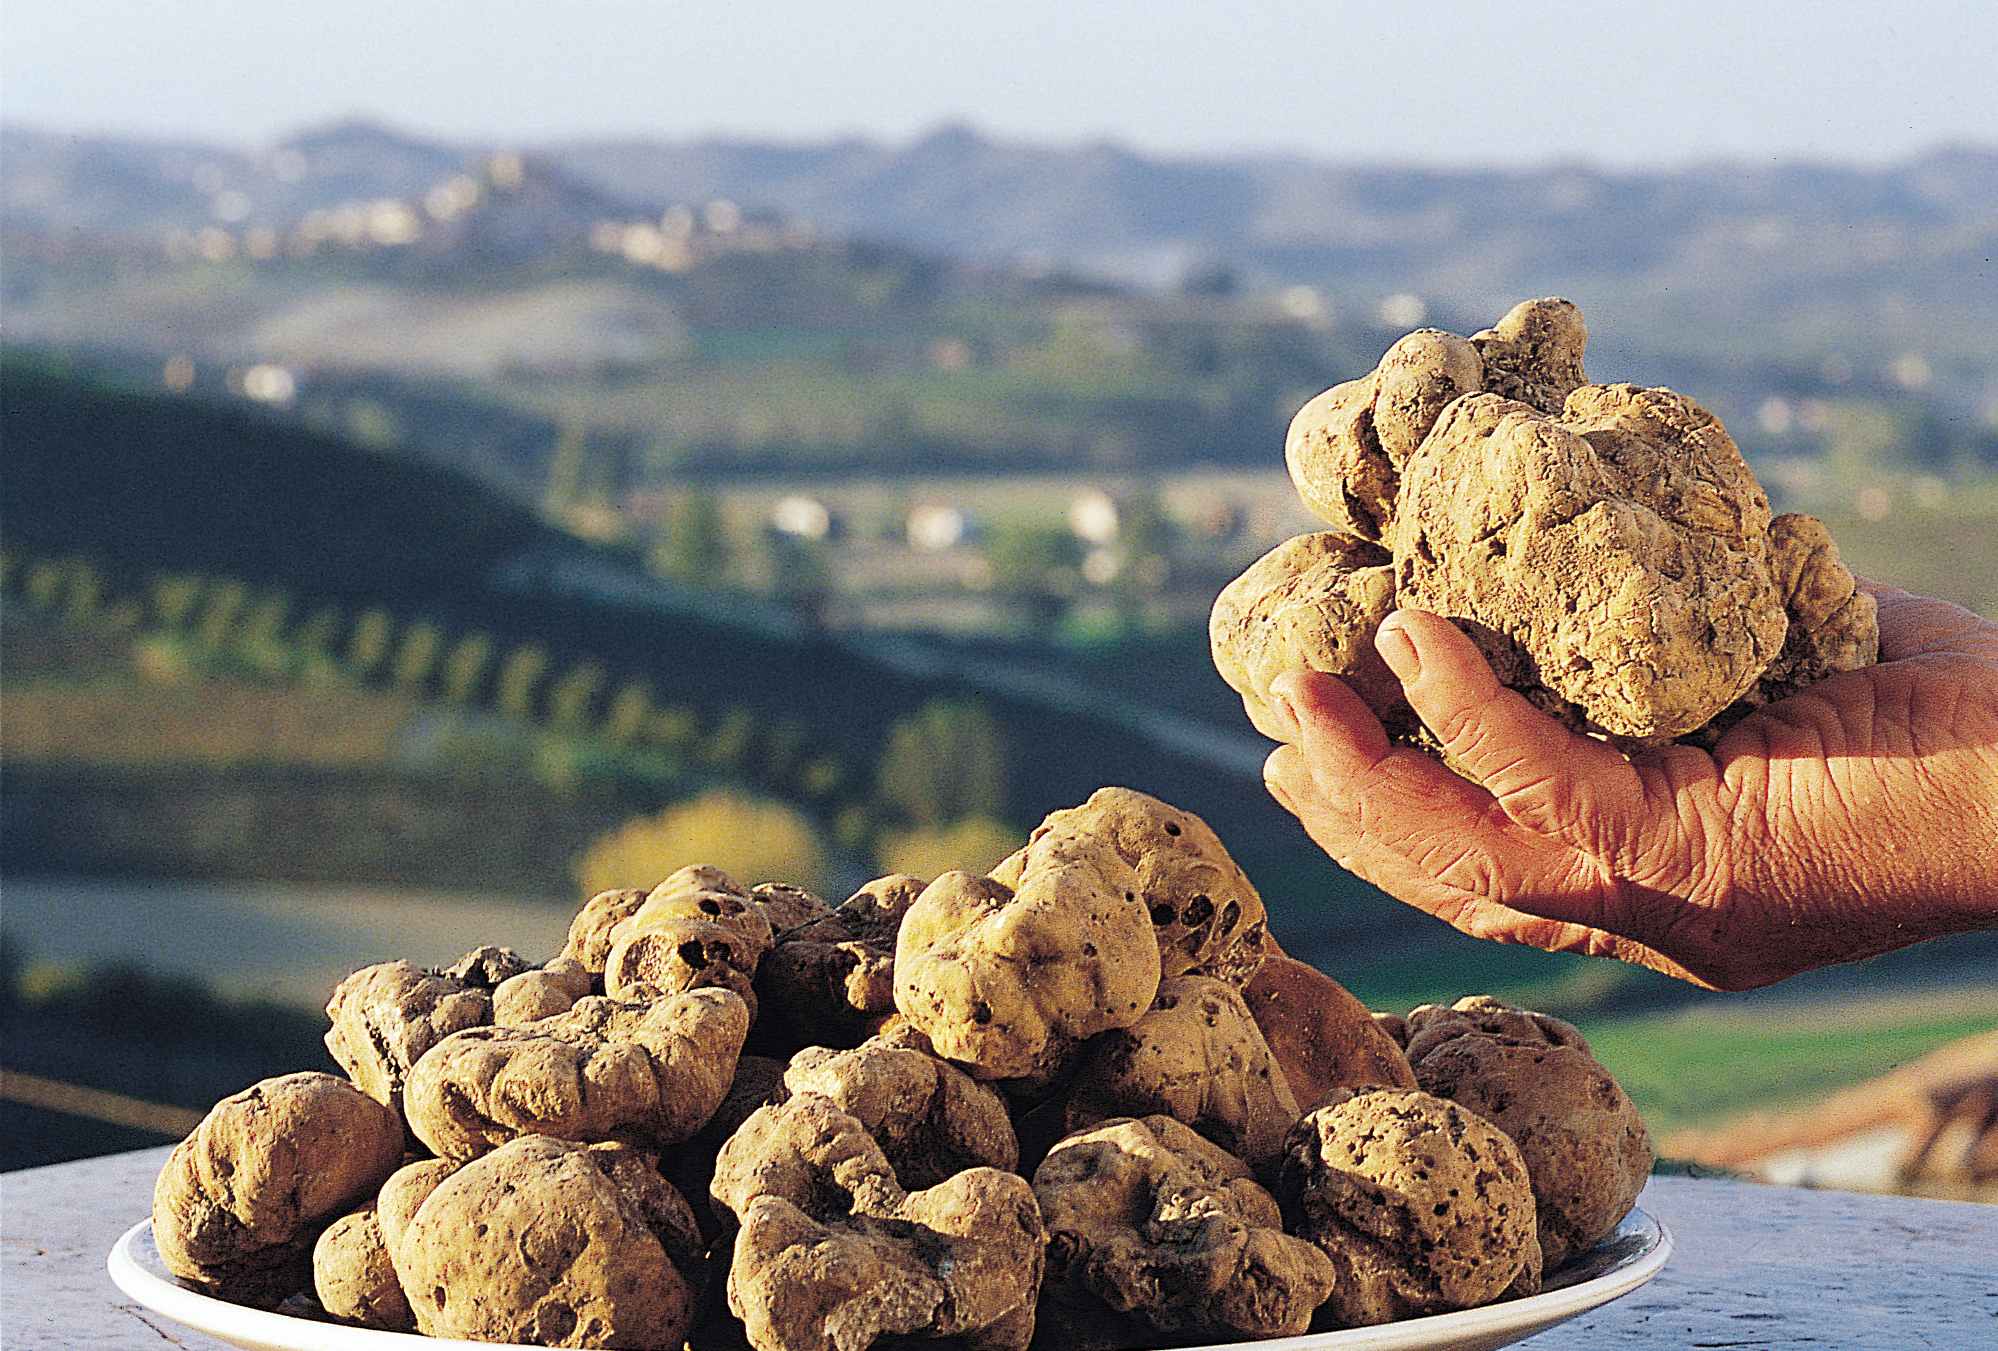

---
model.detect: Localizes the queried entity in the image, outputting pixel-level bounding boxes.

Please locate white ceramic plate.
[110,1207,1669,1351]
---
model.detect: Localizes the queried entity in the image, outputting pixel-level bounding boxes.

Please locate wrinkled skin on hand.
[1062,975,1299,1169]
[1404,999,1652,1268]
[152,1073,403,1307]
[1243,951,1416,1108]
[402,989,749,1159]
[396,1134,703,1347]
[1263,584,1998,990]
[786,1036,1020,1188]
[1034,1114,1335,1342]
[712,1093,1047,1351]
[1277,1089,1542,1327]
[759,874,926,1049]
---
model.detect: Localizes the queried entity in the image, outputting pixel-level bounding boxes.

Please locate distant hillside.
[1,355,551,600]
[0,363,1436,960]
[11,119,1992,407]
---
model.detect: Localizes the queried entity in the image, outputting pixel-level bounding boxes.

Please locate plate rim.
[109,1207,1672,1351]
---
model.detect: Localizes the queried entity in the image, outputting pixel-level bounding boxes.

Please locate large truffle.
[1063,975,1299,1169]
[323,953,507,1114]
[786,1036,1020,1188]
[1394,383,1788,739]
[990,787,1269,986]
[1243,952,1416,1108]
[1210,532,1405,739]
[712,1093,1047,1351]
[152,1072,403,1307]
[1277,1088,1542,1327]
[396,1134,704,1347]
[758,874,926,1049]
[1404,996,1653,1268]
[603,866,776,1014]
[1752,511,1880,702]
[1034,1114,1335,1342]
[1285,329,1487,544]
[402,988,749,1159]
[894,869,1157,1083]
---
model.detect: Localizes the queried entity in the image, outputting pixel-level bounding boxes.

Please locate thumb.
[1376,609,1639,841]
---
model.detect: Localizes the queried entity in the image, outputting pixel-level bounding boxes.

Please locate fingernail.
[1376,615,1420,681]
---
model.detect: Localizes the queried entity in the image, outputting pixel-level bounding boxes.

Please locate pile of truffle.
[1212,299,1879,748]
[153,787,1653,1350]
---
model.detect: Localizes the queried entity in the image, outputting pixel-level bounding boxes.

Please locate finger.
[1856,578,1998,660]
[1271,760,1710,983]
[1267,669,1392,792]
[1270,672,1604,909]
[1374,610,1641,843]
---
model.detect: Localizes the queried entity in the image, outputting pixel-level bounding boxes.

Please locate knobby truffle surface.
[1277,1088,1542,1327]
[1210,531,1404,739]
[402,988,748,1159]
[786,1036,1021,1188]
[1034,1114,1335,1341]
[1405,997,1652,1268]
[1062,975,1299,1169]
[1243,953,1416,1108]
[312,1204,413,1332]
[1394,383,1787,739]
[990,787,1269,986]
[759,874,926,1048]
[152,1072,403,1307]
[603,866,776,1014]
[712,1093,1046,1351]
[396,1134,703,1347]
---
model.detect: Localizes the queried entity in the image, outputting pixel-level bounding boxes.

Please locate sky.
[5,0,1996,165]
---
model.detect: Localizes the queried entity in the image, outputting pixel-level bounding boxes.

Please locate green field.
[1588,992,1998,1139]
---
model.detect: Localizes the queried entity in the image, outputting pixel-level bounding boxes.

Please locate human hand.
[1261,583,1998,990]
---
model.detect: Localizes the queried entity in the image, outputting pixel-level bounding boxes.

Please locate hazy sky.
[6,0,1995,164]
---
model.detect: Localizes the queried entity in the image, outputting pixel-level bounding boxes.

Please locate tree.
[392,620,445,692]
[984,524,1081,630]
[495,642,550,720]
[602,679,655,746]
[876,699,1008,830]
[346,608,395,677]
[575,791,827,897]
[547,659,608,732]
[653,492,730,586]
[440,633,494,704]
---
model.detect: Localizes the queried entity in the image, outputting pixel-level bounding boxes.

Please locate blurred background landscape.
[3,1,1994,1197]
